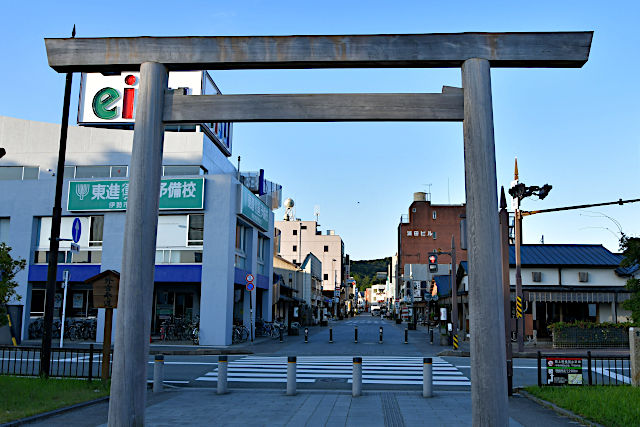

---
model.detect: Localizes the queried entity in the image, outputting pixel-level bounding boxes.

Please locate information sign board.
[68,178,204,211]
[546,358,583,385]
[237,185,270,231]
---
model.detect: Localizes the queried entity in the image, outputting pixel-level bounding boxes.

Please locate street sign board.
[70,242,80,253]
[246,273,255,283]
[87,270,120,308]
[72,218,82,243]
[246,282,255,291]
[546,358,583,385]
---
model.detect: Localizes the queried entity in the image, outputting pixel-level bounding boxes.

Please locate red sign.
[246,273,254,283]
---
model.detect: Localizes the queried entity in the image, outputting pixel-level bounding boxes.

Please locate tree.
[0,243,26,326]
[619,234,640,324]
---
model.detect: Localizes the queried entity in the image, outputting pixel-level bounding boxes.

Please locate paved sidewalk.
[26,389,577,427]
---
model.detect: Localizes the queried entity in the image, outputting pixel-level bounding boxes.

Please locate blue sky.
[1,1,638,260]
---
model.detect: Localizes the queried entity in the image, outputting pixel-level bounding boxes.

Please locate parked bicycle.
[232,323,250,344]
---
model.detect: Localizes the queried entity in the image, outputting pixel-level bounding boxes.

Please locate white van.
[371,306,381,316]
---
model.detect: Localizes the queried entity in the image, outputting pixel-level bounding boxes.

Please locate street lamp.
[508,159,552,353]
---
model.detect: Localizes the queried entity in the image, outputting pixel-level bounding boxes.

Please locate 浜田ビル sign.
[68,178,204,211]
[546,358,583,385]
[237,184,270,231]
[78,71,232,156]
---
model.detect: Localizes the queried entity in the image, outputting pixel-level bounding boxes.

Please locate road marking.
[196,356,470,386]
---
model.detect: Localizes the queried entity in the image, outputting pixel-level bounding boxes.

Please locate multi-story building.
[0,79,281,346]
[275,219,345,315]
[397,192,467,299]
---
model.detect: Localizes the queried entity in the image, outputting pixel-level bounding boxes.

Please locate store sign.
[238,184,270,231]
[68,178,204,211]
[78,71,233,156]
[546,358,583,385]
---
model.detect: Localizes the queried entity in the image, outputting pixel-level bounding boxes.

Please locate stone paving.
[27,389,578,427]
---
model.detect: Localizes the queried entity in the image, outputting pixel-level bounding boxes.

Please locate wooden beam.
[162,92,464,123]
[45,32,593,72]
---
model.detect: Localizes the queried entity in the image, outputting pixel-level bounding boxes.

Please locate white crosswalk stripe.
[195,356,470,386]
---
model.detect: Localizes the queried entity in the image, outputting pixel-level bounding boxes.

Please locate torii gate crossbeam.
[44,31,592,427]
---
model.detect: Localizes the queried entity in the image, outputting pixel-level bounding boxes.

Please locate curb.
[516,389,604,427]
[0,396,110,427]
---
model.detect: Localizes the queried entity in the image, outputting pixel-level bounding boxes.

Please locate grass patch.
[525,385,640,427]
[0,376,109,423]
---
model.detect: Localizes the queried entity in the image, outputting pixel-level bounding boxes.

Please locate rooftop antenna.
[314,205,320,224]
[540,235,544,244]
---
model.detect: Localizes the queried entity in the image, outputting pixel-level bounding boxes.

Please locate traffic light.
[430,279,438,296]
[428,254,438,273]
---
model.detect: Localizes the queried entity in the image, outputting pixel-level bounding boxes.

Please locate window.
[163,165,204,176]
[432,211,437,220]
[235,223,247,252]
[187,214,204,246]
[0,166,39,180]
[292,245,297,252]
[293,229,297,235]
[532,272,542,282]
[63,166,75,179]
[578,272,589,282]
[301,225,307,230]
[324,273,329,281]
[89,216,104,247]
[0,218,8,244]
[292,259,297,264]
[110,165,127,177]
[75,166,111,178]
[324,245,329,252]
[432,232,437,240]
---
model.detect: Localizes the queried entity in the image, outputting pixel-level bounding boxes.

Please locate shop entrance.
[152,285,199,333]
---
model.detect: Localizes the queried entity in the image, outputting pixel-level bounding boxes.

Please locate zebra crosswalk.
[195,356,470,386]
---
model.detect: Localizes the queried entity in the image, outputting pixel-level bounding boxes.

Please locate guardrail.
[0,344,111,380]
[537,350,631,387]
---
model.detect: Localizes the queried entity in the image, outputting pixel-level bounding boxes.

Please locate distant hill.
[350,257,391,291]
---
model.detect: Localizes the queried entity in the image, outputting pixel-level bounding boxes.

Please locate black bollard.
[429,328,433,345]
[304,328,309,343]
[329,328,333,343]
[279,326,284,343]
[404,328,408,344]
[379,326,383,344]
[355,327,358,343]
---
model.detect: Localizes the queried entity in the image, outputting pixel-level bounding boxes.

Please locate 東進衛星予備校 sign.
[68,178,204,211]
[238,184,270,231]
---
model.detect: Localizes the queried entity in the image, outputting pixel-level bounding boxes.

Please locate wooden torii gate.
[45,31,592,426]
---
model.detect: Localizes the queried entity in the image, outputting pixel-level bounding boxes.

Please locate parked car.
[371,306,381,316]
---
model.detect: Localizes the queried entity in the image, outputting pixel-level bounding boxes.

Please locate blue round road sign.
[72,218,82,243]
[246,282,255,291]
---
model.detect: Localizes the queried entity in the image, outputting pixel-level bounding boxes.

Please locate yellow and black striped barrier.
[452,334,459,350]
[6,314,17,347]
[516,296,523,319]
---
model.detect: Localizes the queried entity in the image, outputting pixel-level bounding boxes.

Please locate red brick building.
[397,192,467,278]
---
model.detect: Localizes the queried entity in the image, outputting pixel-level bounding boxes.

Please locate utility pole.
[40,25,75,378]
[499,187,513,395]
[512,159,525,353]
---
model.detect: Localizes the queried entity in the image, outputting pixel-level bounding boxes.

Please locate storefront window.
[188,214,204,246]
[89,216,104,246]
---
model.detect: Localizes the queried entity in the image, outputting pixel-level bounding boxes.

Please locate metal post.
[499,187,514,396]
[217,355,228,394]
[423,357,433,398]
[462,58,508,425]
[430,329,433,345]
[352,357,362,397]
[404,329,408,344]
[451,235,458,338]
[304,327,308,343]
[88,344,94,382]
[107,62,168,427]
[354,327,358,343]
[379,327,383,344]
[279,326,284,343]
[153,354,164,393]
[329,328,333,343]
[40,26,75,378]
[515,210,524,353]
[286,356,296,396]
[59,270,70,348]
[537,351,542,387]
[587,350,592,386]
